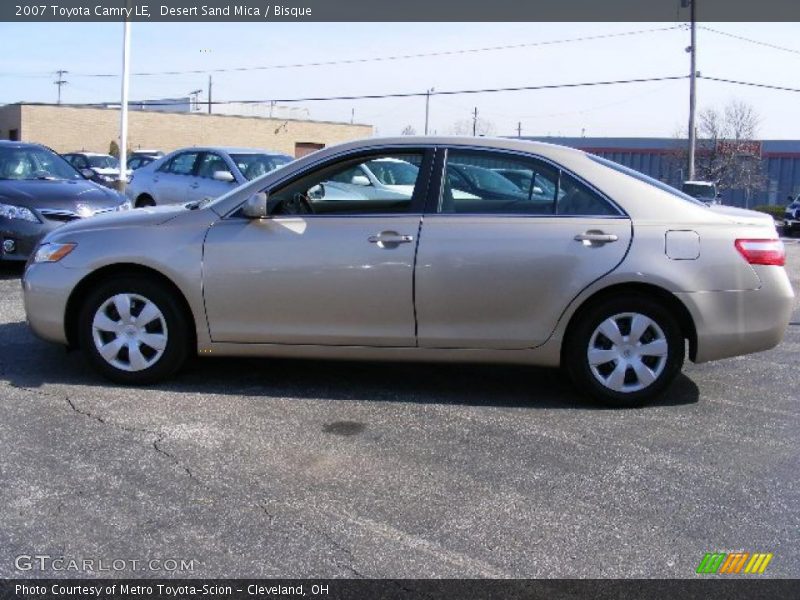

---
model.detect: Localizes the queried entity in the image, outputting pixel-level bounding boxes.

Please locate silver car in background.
[126,146,292,207]
[23,137,794,406]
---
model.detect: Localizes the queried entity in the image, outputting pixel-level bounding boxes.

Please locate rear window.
[590,155,705,207]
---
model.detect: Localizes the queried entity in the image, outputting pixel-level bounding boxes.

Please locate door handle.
[574,231,619,245]
[368,231,414,247]
[190,182,200,189]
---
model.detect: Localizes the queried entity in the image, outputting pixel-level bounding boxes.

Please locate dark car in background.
[0,141,130,261]
[785,197,800,236]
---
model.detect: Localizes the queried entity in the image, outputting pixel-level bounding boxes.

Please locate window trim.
[425,146,627,218]
[196,151,234,180]
[225,147,435,219]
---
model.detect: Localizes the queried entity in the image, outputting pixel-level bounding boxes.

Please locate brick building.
[0,104,373,158]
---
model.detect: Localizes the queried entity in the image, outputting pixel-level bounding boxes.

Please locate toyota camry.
[22,137,794,406]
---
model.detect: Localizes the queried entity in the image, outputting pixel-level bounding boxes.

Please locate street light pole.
[686,0,698,181]
[117,15,131,193]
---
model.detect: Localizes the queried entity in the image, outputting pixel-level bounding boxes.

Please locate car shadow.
[0,262,24,281]
[0,320,700,410]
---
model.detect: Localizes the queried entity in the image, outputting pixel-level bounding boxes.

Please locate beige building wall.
[8,105,372,156]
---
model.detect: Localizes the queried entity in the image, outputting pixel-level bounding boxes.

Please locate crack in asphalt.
[9,381,370,577]
[255,499,365,578]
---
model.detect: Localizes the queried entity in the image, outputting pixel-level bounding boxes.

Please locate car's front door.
[415,148,633,349]
[152,151,200,205]
[187,152,237,204]
[202,149,432,346]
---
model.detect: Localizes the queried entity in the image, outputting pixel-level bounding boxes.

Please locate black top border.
[4,0,800,22]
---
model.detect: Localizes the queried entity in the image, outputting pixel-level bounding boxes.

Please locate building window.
[8,129,19,141]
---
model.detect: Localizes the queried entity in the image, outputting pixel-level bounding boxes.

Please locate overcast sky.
[1,21,798,139]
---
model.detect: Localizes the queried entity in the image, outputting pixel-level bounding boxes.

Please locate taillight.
[734,239,785,266]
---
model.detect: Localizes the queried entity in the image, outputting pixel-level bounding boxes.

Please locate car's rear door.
[202,147,433,346]
[415,147,632,349]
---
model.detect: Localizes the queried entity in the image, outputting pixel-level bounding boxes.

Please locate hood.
[0,178,125,211]
[46,203,188,238]
[707,205,776,227]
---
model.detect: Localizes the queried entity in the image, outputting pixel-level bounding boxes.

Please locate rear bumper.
[676,266,795,363]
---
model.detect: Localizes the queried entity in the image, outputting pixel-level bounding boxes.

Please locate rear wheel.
[564,295,684,407]
[78,277,189,384]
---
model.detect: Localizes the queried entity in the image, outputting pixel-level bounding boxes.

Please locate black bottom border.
[1,579,799,600]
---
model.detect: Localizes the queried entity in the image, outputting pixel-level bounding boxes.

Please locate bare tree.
[401,125,417,136]
[450,118,496,137]
[696,100,765,203]
[675,99,766,204]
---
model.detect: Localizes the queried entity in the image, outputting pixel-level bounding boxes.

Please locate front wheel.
[78,277,190,384]
[564,295,685,407]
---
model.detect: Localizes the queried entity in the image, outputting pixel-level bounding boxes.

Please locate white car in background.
[126,146,292,207]
[62,152,131,188]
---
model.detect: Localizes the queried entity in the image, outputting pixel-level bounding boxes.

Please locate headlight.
[0,203,39,223]
[33,242,76,263]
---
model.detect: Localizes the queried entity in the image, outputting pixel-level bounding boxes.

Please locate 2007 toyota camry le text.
[22,137,794,407]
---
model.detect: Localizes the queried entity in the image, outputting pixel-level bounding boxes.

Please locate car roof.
[0,140,46,150]
[169,146,290,155]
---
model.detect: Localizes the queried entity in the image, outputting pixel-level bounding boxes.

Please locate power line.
[0,26,681,79]
[9,75,689,107]
[700,75,800,93]
[698,25,800,57]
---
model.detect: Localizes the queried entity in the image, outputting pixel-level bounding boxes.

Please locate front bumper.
[22,262,87,345]
[0,218,63,262]
[676,265,795,363]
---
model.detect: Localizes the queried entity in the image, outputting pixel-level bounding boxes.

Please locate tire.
[135,194,155,208]
[78,277,190,384]
[564,294,685,407]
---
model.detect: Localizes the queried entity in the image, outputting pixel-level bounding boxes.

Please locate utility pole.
[116,16,131,193]
[351,107,354,124]
[685,0,698,181]
[424,88,434,135]
[54,70,68,104]
[207,75,213,114]
[472,107,478,136]
[517,121,522,138]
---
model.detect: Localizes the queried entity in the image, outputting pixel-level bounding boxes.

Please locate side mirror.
[213,170,235,183]
[351,174,371,187]
[242,192,269,219]
[80,168,95,179]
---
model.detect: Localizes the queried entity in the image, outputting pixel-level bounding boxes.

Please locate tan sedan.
[22,137,794,406]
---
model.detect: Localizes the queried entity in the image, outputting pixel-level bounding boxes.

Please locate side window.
[196,153,232,179]
[440,150,558,215]
[269,152,425,216]
[166,152,199,176]
[557,172,617,216]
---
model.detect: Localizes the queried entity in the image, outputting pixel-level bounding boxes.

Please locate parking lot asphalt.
[0,242,798,579]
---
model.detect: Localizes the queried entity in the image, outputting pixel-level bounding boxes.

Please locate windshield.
[590,155,705,206]
[231,153,292,181]
[682,183,716,199]
[364,159,419,186]
[0,146,82,181]
[87,155,119,169]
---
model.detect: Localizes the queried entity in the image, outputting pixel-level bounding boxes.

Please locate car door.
[151,151,200,205]
[415,147,632,350]
[202,148,433,346]
[187,152,237,204]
